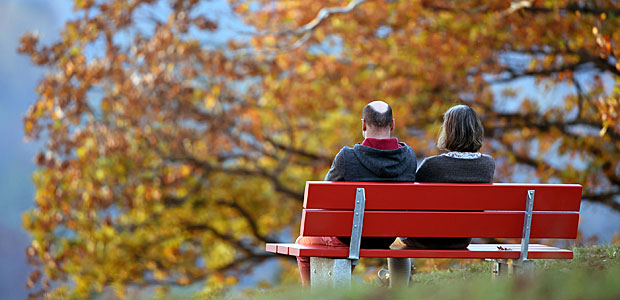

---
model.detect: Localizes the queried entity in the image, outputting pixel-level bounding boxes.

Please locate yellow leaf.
[599,125,608,136]
[177,187,188,198]
[96,169,105,180]
[180,164,192,177]
[212,85,221,96]
[204,95,217,109]
[25,120,33,134]
[296,62,310,74]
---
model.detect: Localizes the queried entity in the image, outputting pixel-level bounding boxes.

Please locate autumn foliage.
[18,0,620,298]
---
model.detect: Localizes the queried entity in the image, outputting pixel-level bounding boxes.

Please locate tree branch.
[169,153,305,201]
[500,1,533,17]
[582,192,620,212]
[573,75,585,119]
[185,223,257,256]
[283,0,368,36]
[420,1,490,14]
[524,4,620,17]
[488,62,588,84]
[265,136,331,163]
[487,110,620,142]
[214,253,278,274]
[421,1,620,17]
[216,200,278,244]
[496,48,620,80]
[494,138,554,170]
[139,253,277,287]
[234,0,369,55]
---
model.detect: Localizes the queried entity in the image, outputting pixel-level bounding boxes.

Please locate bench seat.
[266,243,573,259]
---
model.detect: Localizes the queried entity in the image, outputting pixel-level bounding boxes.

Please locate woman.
[400,104,495,249]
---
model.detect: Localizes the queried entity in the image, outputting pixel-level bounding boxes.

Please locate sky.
[0,1,619,299]
[0,1,75,298]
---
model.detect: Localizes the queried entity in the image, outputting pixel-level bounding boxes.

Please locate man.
[325,100,417,248]
[325,100,417,182]
[325,100,417,287]
[296,100,417,286]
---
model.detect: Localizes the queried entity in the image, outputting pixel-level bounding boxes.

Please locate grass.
[223,244,620,300]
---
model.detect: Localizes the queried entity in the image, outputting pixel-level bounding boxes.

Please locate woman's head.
[437,105,484,152]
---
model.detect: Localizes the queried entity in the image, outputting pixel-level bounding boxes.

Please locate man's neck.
[364,132,391,139]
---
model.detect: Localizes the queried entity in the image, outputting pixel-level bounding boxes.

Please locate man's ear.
[390,119,395,132]
[362,119,367,132]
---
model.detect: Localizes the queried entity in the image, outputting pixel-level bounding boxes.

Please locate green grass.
[225,244,620,300]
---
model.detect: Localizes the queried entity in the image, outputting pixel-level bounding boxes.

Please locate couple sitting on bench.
[295,101,495,286]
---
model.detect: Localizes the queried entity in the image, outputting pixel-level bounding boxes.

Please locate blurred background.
[2,0,620,299]
[1,1,73,299]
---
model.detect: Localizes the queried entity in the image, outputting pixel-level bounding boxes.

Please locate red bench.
[266,181,582,287]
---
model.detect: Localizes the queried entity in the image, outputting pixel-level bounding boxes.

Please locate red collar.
[361,138,401,150]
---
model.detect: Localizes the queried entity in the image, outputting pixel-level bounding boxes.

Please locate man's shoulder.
[398,142,415,152]
[335,145,355,155]
[332,146,355,162]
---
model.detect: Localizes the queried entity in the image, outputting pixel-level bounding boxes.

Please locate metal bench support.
[348,188,366,265]
[493,190,535,278]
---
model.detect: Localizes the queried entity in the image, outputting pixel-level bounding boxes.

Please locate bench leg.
[514,260,534,276]
[310,257,351,288]
[492,259,512,277]
[492,259,534,278]
[387,257,411,288]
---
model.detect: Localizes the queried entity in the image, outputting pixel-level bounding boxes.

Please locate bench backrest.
[300,181,582,239]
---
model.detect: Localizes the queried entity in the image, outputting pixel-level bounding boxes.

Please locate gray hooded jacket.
[324,143,417,182]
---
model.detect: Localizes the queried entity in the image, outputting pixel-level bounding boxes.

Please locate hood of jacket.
[351,143,415,178]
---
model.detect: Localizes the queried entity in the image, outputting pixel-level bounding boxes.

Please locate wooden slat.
[276,244,289,255]
[265,243,573,259]
[300,210,579,239]
[265,243,277,253]
[304,182,582,211]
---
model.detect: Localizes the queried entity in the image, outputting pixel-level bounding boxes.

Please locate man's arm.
[324,148,345,181]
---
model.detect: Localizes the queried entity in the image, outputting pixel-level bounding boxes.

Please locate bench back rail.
[304,182,582,211]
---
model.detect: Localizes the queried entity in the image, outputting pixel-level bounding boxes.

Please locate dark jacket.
[402,154,495,249]
[415,154,495,183]
[325,142,417,248]
[324,143,417,182]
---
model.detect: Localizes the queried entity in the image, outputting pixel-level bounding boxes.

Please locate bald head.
[362,100,393,129]
[368,101,389,113]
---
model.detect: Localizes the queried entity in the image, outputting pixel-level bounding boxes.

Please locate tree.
[19,0,620,298]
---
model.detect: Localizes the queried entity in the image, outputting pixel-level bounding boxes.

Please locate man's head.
[361,100,394,138]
